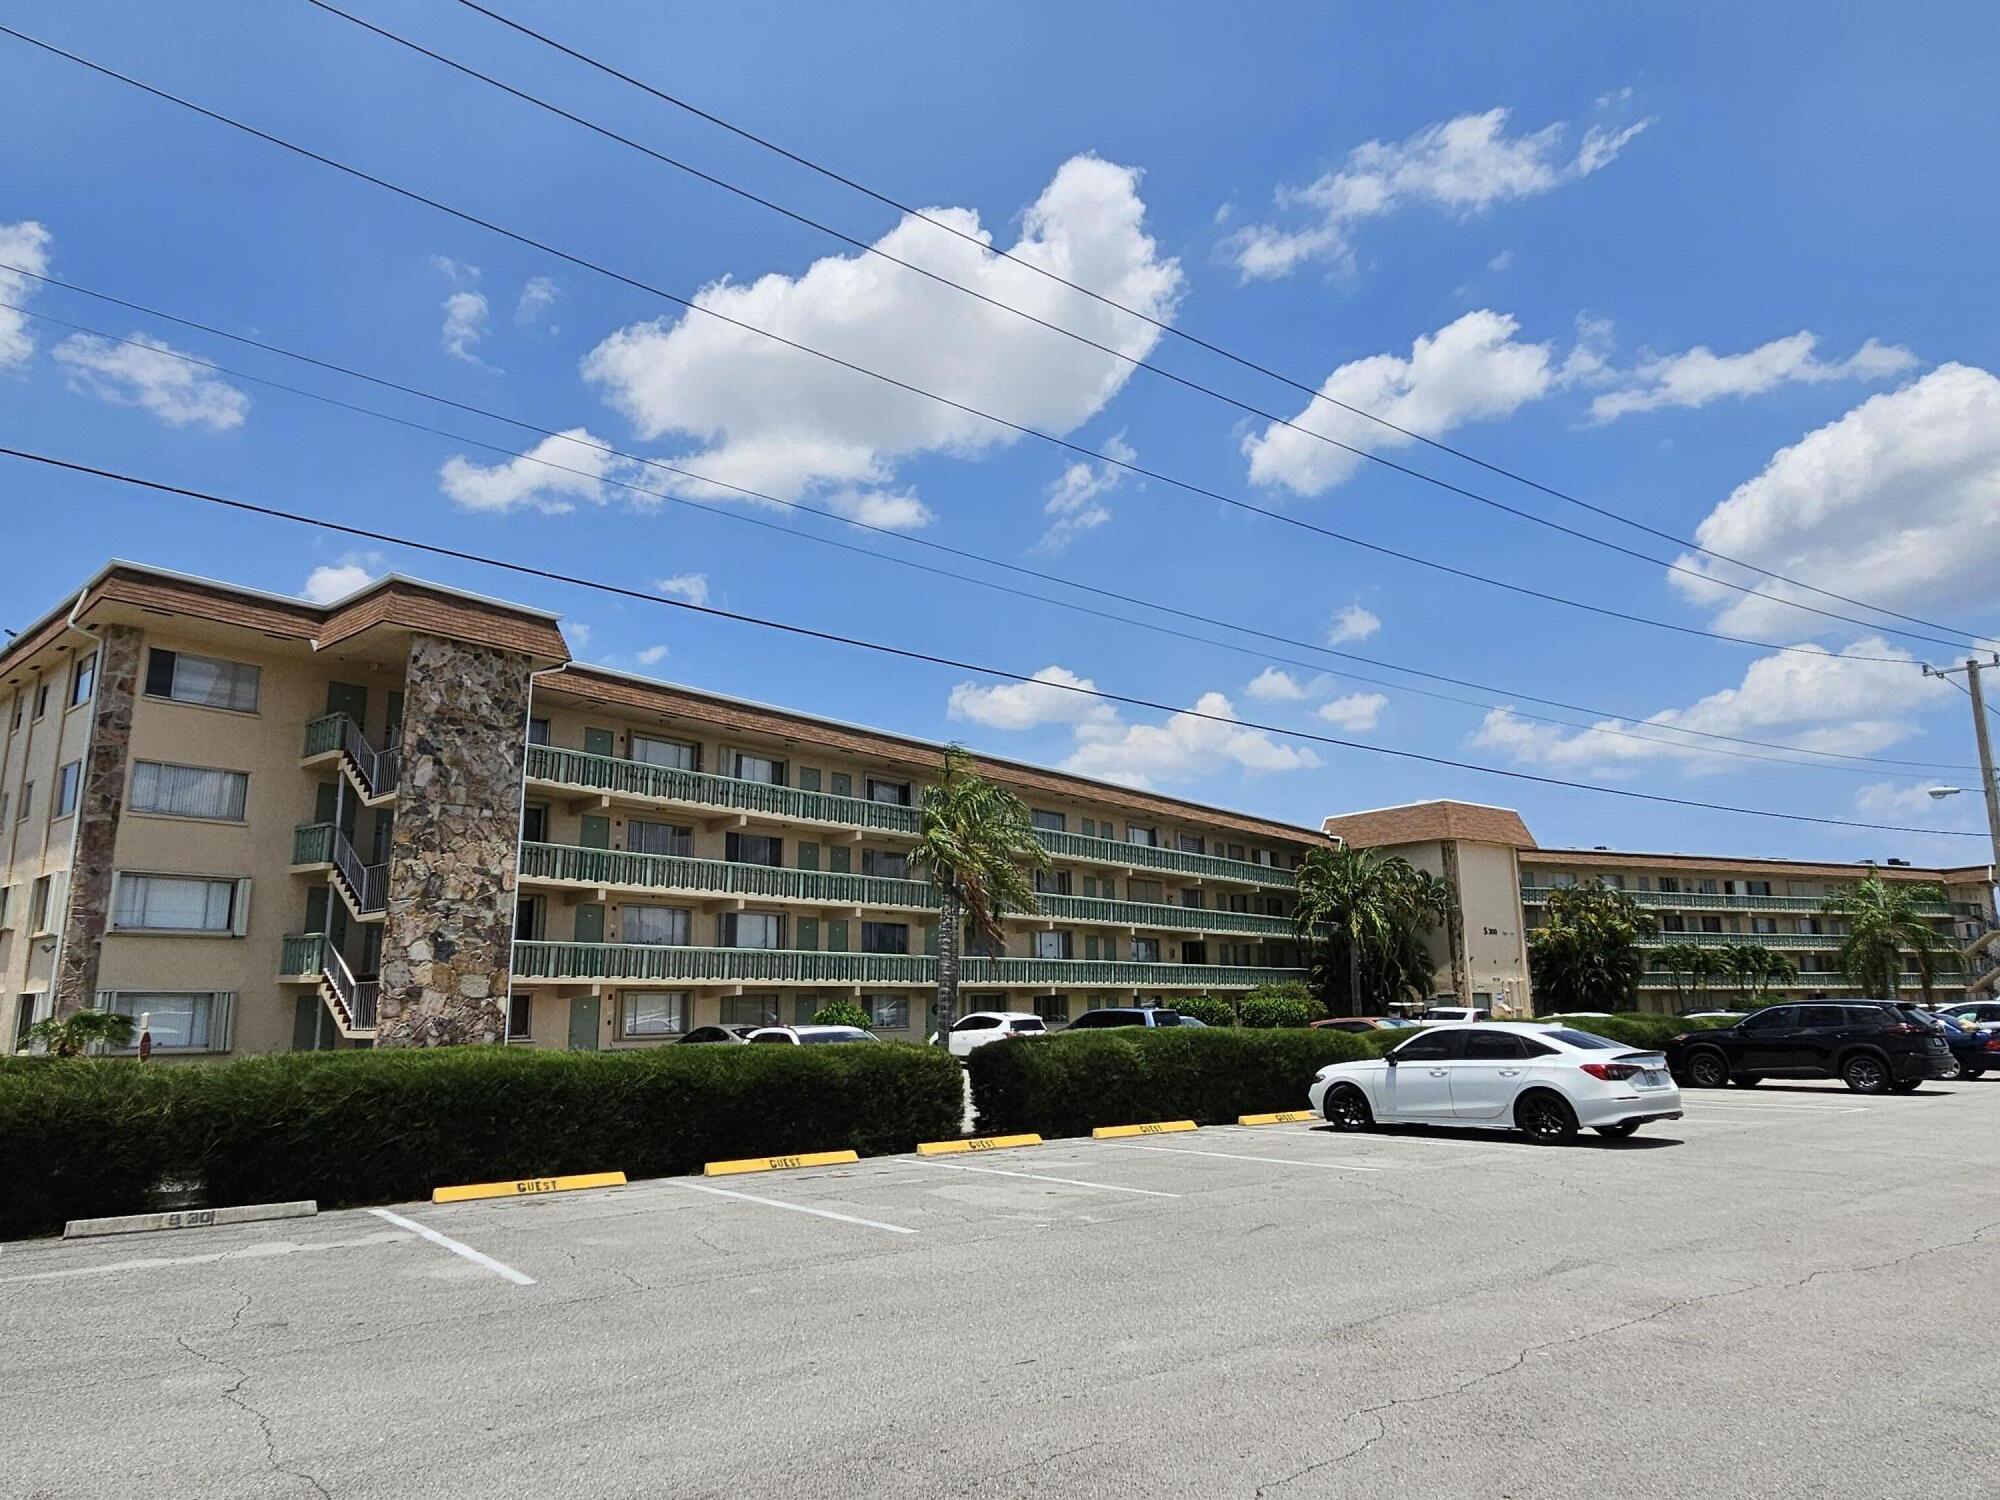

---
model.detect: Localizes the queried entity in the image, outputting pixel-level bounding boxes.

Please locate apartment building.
[1323,800,1997,1013]
[0,562,1319,1058]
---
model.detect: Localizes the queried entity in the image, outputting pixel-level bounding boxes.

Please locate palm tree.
[1529,882,1655,1014]
[907,746,1047,1044]
[1822,877,1960,1002]
[25,1009,135,1058]
[1293,846,1455,1015]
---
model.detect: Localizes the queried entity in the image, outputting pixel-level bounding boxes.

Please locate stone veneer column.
[374,633,533,1047]
[55,626,143,1016]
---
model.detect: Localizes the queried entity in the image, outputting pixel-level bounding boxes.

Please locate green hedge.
[1534,1013,1730,1048]
[0,1042,961,1240]
[1175,994,1237,1027]
[966,1027,1369,1138]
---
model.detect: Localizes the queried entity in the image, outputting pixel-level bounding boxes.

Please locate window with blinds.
[130,762,249,821]
[112,873,247,934]
[144,649,261,713]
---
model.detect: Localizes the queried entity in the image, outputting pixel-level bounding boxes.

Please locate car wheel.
[1936,1057,1963,1081]
[1841,1053,1891,1094]
[1594,1122,1640,1138]
[1965,1066,1986,1080]
[1323,1083,1374,1132]
[1515,1091,1578,1145]
[1889,1078,1922,1093]
[1683,1049,1731,1089]
[1728,1074,1763,1087]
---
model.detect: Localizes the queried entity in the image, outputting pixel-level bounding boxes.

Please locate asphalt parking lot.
[6,1080,1999,1500]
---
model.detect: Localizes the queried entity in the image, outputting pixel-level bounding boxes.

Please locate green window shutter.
[1085,936,1100,960]
[797,916,820,950]
[798,768,821,792]
[826,919,849,953]
[313,781,339,826]
[580,815,611,850]
[583,727,615,758]
[830,772,852,797]
[574,904,605,944]
[829,844,851,874]
[797,842,820,871]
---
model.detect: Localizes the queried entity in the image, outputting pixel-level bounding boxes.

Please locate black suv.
[1665,1001,1952,1093]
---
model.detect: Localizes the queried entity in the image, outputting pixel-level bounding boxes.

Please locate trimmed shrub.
[1175,994,1237,1028]
[1534,1013,1732,1049]
[1239,993,1314,1028]
[0,1041,962,1240]
[966,1027,1368,1138]
[808,1000,872,1029]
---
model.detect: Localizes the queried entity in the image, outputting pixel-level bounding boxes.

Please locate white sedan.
[1307,1022,1683,1144]
[938,1011,1050,1057]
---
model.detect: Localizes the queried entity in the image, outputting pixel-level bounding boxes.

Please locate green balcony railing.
[292,822,335,866]
[1522,886,1974,919]
[279,931,327,977]
[518,841,935,910]
[1032,828,1297,889]
[302,713,346,761]
[1636,971,1948,991]
[510,941,1305,991]
[1637,932,1845,951]
[1032,891,1296,937]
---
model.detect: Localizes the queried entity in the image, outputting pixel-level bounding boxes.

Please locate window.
[1131,937,1161,963]
[1177,832,1205,855]
[722,996,781,1026]
[863,994,909,1030]
[131,762,248,821]
[720,912,784,949]
[620,991,688,1038]
[33,680,51,719]
[629,820,693,857]
[866,778,912,807]
[69,653,97,707]
[1737,1008,1794,1033]
[1250,848,1275,867]
[1032,868,1071,896]
[1128,879,1164,905]
[1034,994,1069,1024]
[1081,818,1097,837]
[1462,1030,1528,1061]
[514,898,542,942]
[144,649,260,713]
[860,922,908,955]
[112,874,245,934]
[1031,809,1066,833]
[54,761,80,819]
[1699,916,1723,934]
[631,734,698,771]
[7,692,19,730]
[1751,918,1778,935]
[729,750,785,785]
[103,992,231,1052]
[1033,930,1072,960]
[861,849,908,879]
[30,875,53,933]
[624,905,690,946]
[527,717,551,746]
[1599,874,1625,890]
[1179,888,1204,910]
[520,804,548,844]
[1660,914,1686,933]
[16,782,30,822]
[726,832,784,867]
[1391,1030,1465,1062]
[1697,879,1720,895]
[1126,824,1160,847]
[1546,873,1577,889]
[1801,1005,1846,1029]
[1746,880,1773,897]
[1657,877,1681,894]
[506,992,533,1040]
[0,885,8,928]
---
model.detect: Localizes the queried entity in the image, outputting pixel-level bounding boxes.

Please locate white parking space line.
[1101,1143,1386,1173]
[0,1230,406,1285]
[669,1181,917,1235]
[1691,1102,1869,1114]
[917,1161,1182,1198]
[368,1208,537,1285]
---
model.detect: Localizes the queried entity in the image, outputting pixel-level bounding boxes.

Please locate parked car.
[1663,1001,1952,1093]
[678,1025,760,1044]
[1066,1007,1186,1030]
[1677,1010,1746,1021]
[1307,1023,1681,1144]
[745,1025,879,1045]
[1313,1016,1422,1033]
[1418,1006,1490,1026]
[938,1011,1049,1057]
[1932,1012,1997,1080]
[1938,1001,2000,1031]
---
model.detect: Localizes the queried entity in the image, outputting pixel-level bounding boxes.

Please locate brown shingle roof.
[1322,800,1538,850]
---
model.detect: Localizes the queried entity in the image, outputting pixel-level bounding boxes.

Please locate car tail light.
[1884,1022,1925,1035]
[1984,1037,2000,1053]
[1580,1062,1642,1082]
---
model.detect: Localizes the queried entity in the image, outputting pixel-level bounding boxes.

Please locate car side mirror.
[1384,1053,1398,1067]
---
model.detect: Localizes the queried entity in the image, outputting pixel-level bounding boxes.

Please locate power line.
[0,23,1951,668]
[4,278,1976,779]
[0,443,1985,842]
[304,0,1992,656]
[444,0,1998,653]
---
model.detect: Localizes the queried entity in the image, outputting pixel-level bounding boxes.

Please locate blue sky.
[4,1,1998,864]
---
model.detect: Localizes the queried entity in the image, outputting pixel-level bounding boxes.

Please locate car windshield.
[1543,1028,1621,1050]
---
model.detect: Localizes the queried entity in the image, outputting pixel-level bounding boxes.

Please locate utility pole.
[1923,655,2000,995]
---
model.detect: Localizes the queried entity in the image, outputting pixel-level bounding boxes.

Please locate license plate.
[1638,1069,1670,1087]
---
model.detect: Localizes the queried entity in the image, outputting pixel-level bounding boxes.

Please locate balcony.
[1636,971,1950,992]
[510,941,1306,991]
[1639,932,1843,951]
[524,744,1300,889]
[302,714,401,804]
[1522,885,1975,919]
[1031,891,1296,938]
[277,931,378,1038]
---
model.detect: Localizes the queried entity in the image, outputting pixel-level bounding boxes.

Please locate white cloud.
[1245,667,1310,702]
[825,487,933,531]
[634,644,669,667]
[300,551,384,605]
[430,255,480,284]
[1486,249,1514,273]
[1592,332,1918,421]
[441,290,492,367]
[1036,433,1134,552]
[0,219,52,371]
[1471,637,1949,775]
[1667,365,2000,640]
[1316,692,1388,731]
[1061,691,1322,790]
[581,155,1180,519]
[439,428,628,513]
[1224,106,1650,280]
[655,573,710,607]
[1326,602,1382,646]
[1244,311,1568,496]
[52,333,250,430]
[947,665,1117,733]
[566,621,592,652]
[515,276,559,329]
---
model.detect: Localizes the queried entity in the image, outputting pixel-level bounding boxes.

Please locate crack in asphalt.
[178,1315,332,1499]
[1251,1215,2000,1495]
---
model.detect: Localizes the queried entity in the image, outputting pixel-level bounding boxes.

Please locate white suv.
[940,1011,1049,1057]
